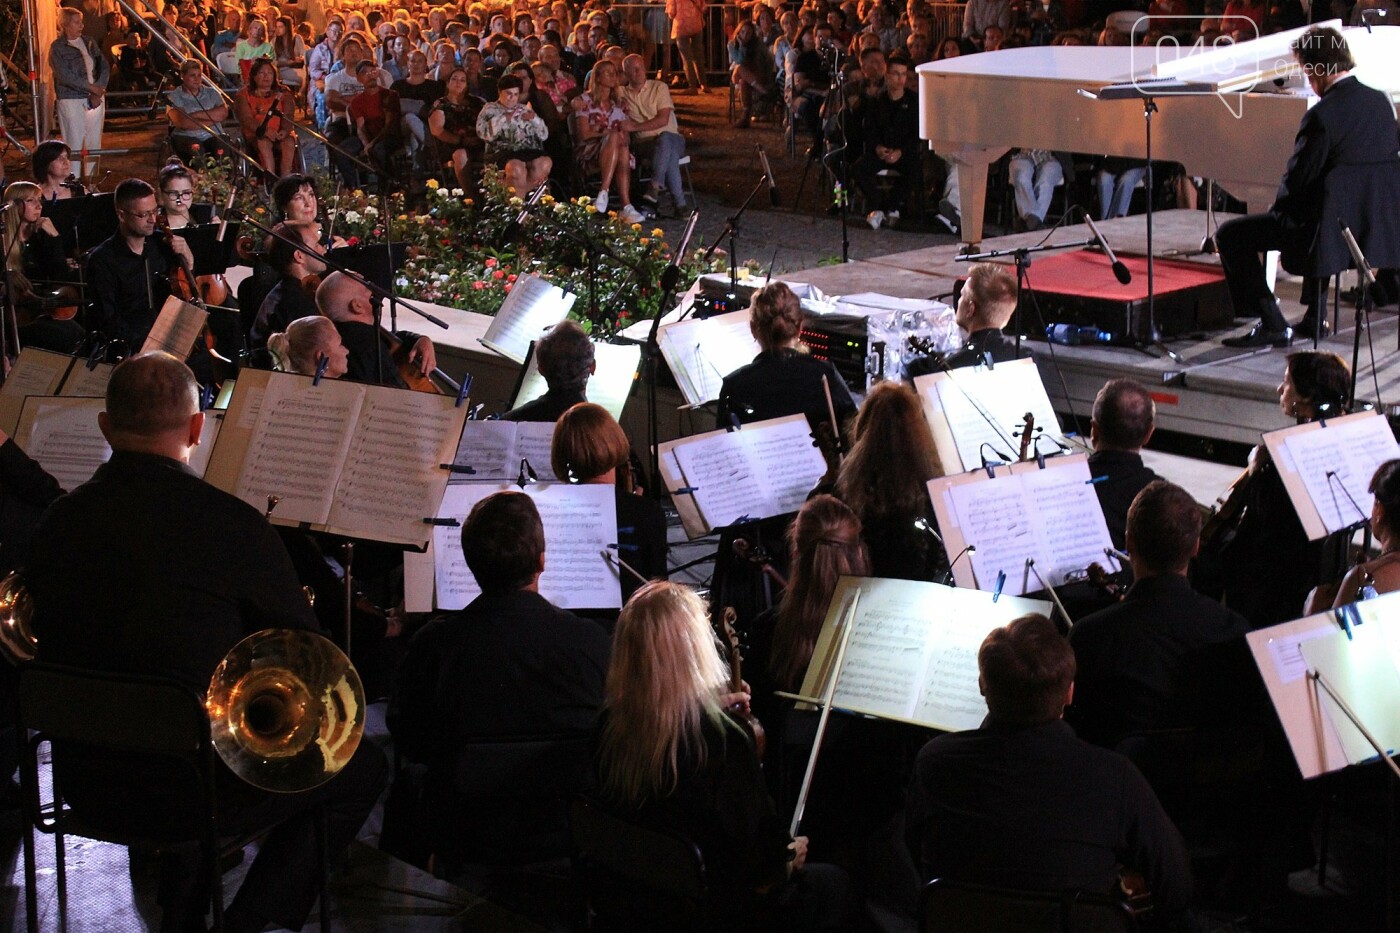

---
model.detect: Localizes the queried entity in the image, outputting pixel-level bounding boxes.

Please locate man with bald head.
[26,352,387,933]
[315,270,437,387]
[619,52,688,212]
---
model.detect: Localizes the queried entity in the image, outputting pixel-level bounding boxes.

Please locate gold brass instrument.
[0,571,36,665]
[206,628,365,793]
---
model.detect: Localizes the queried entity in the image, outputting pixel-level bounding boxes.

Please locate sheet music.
[478,274,577,364]
[189,414,221,478]
[656,309,760,406]
[672,432,764,528]
[741,417,828,516]
[803,576,1049,732]
[58,360,114,398]
[234,376,363,525]
[0,349,72,434]
[948,480,1038,594]
[431,482,620,610]
[1266,625,1340,685]
[329,389,465,546]
[1019,464,1116,585]
[1280,415,1400,535]
[917,360,1061,472]
[451,421,557,482]
[140,295,209,359]
[14,398,109,492]
[512,340,640,421]
[1301,615,1400,766]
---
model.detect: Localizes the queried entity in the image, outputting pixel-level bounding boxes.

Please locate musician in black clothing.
[906,262,1026,377]
[315,271,436,388]
[1220,27,1400,347]
[716,281,856,431]
[250,221,326,349]
[1068,481,1251,750]
[501,319,594,421]
[1088,378,1160,551]
[84,178,195,354]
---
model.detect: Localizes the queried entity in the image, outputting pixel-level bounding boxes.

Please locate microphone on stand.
[502,181,548,239]
[757,145,780,207]
[216,174,242,242]
[1339,219,1377,289]
[1084,212,1132,285]
[942,544,976,586]
[660,210,700,293]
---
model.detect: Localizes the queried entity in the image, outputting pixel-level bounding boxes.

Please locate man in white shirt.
[619,53,688,213]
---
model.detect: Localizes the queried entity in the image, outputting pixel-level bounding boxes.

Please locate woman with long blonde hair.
[833,380,947,580]
[595,582,852,927]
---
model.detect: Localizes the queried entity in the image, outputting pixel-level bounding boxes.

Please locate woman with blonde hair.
[716,281,856,432]
[833,380,947,580]
[3,181,84,352]
[267,315,350,378]
[552,402,666,605]
[570,58,644,223]
[594,581,852,928]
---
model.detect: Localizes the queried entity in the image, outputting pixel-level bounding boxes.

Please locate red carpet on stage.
[1018,251,1225,299]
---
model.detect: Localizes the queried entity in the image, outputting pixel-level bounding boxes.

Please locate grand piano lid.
[1151,19,1343,91]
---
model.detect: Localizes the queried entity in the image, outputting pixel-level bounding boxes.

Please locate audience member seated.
[1009,148,1071,231]
[593,581,855,931]
[1088,378,1161,550]
[831,381,947,580]
[166,59,231,163]
[477,74,553,192]
[1068,481,1251,749]
[501,319,594,421]
[905,613,1192,925]
[728,20,775,127]
[252,221,326,348]
[272,15,306,91]
[1096,156,1147,220]
[32,140,84,202]
[551,402,667,607]
[533,42,579,108]
[571,60,643,222]
[505,61,571,177]
[347,60,403,188]
[391,49,444,166]
[855,52,919,231]
[1329,459,1400,608]
[716,281,857,430]
[267,314,349,378]
[115,28,159,91]
[428,67,486,190]
[315,271,435,388]
[234,18,275,82]
[619,53,687,214]
[235,59,298,177]
[323,37,390,183]
[388,491,609,869]
[789,24,832,149]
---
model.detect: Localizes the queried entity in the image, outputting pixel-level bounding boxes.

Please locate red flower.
[507,274,517,283]
[504,283,512,292]
[492,270,505,280]
[484,257,498,268]
[473,280,485,289]
[347,236,361,246]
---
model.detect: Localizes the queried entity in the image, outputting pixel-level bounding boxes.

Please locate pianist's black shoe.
[1222,324,1294,348]
[1295,315,1331,339]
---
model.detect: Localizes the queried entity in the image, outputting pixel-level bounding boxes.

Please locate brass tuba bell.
[206,628,365,793]
[0,571,37,665]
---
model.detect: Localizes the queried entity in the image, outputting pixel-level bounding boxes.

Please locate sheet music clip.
[467,403,485,420]
[455,373,473,408]
[200,384,214,411]
[312,353,330,386]
[992,569,1006,602]
[726,411,744,432]
[487,411,503,421]
[671,485,698,496]
[609,541,639,552]
[265,495,281,518]
[422,516,460,526]
[982,351,995,370]
[1334,603,1360,640]
[1036,451,1046,470]
[516,458,538,489]
[439,463,477,475]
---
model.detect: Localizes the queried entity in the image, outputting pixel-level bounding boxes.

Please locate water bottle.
[1045,323,1112,346]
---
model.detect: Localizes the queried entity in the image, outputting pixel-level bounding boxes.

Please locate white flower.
[344,210,362,224]
[437,273,449,283]
[395,276,409,288]
[451,188,465,197]
[554,203,567,213]
[364,205,379,216]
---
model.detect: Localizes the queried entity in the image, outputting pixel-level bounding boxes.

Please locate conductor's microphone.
[942,543,976,587]
[757,145,780,207]
[1084,212,1132,285]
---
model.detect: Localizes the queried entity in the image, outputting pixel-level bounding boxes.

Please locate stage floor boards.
[784,209,1400,450]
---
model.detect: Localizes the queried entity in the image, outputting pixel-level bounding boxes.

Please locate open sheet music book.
[657,414,828,538]
[929,453,1117,597]
[797,576,1049,732]
[1248,590,1400,779]
[656,308,760,407]
[912,358,1063,473]
[511,339,640,421]
[0,348,115,435]
[451,420,557,482]
[478,274,578,364]
[405,482,621,611]
[13,396,221,490]
[1262,411,1400,540]
[203,369,467,549]
[140,295,210,360]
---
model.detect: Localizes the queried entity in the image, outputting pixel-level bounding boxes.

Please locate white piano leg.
[953,153,998,248]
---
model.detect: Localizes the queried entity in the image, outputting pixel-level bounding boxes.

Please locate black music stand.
[1081,79,1215,347]
[43,193,117,257]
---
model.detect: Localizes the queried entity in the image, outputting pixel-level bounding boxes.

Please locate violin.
[720,606,766,760]
[1016,411,1035,462]
[1199,465,1254,555]
[300,273,447,394]
[158,215,236,382]
[1086,561,1126,601]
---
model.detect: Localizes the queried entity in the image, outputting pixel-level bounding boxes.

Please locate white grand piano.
[918,22,1400,245]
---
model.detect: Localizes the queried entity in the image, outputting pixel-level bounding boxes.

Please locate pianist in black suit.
[716,281,857,432]
[1220,26,1400,348]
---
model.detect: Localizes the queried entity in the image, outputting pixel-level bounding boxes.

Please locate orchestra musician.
[156,160,219,231]
[314,270,437,387]
[1219,26,1400,348]
[84,177,196,356]
[1199,350,1352,627]
[267,315,350,378]
[3,182,85,353]
[929,261,1027,372]
[905,613,1193,924]
[1322,459,1400,608]
[31,140,85,202]
[501,319,594,421]
[1088,378,1161,551]
[593,580,856,930]
[24,352,387,933]
[716,281,857,432]
[250,221,327,348]
[272,173,349,248]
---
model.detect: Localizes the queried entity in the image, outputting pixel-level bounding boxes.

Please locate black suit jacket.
[716,348,857,431]
[1088,448,1159,551]
[1272,75,1400,275]
[501,385,587,422]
